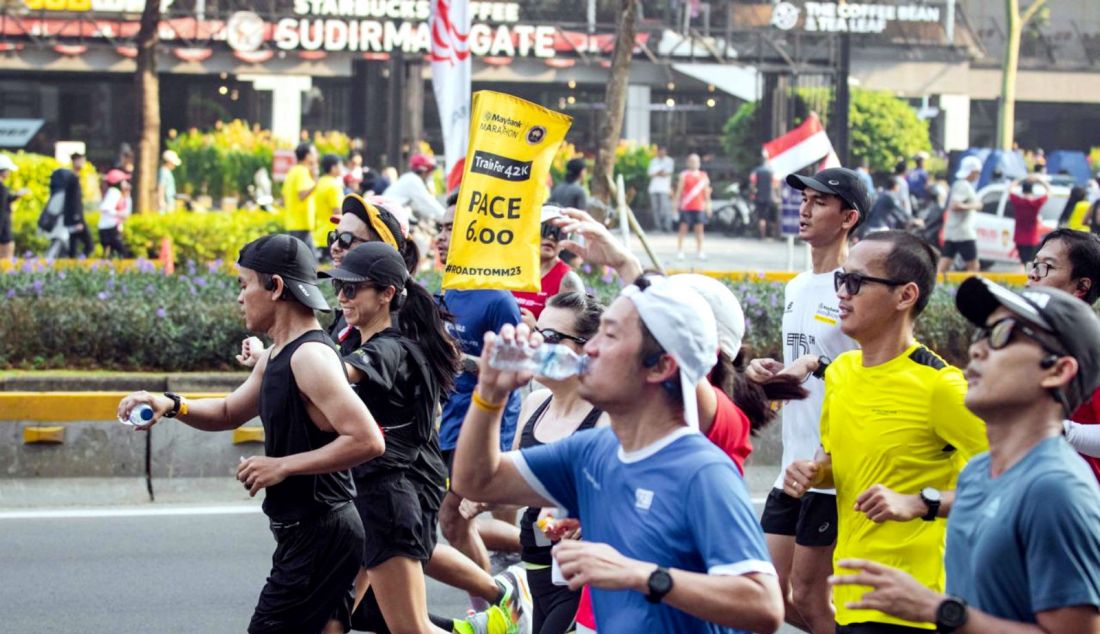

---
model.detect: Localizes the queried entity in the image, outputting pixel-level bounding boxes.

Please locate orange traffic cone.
[159,236,175,275]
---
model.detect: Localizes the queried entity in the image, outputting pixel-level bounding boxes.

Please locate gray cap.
[956,276,1100,414]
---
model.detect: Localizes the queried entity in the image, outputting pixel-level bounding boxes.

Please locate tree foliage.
[722,88,932,175]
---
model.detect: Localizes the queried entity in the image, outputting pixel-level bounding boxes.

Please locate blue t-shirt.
[437,289,521,451]
[516,427,774,634]
[946,436,1100,622]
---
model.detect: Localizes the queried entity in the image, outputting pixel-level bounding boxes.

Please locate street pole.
[835,33,851,166]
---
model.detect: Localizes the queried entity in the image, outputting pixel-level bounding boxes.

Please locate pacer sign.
[442,91,571,292]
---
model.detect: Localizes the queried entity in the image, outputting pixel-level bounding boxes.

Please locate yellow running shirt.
[821,342,987,629]
[283,164,316,232]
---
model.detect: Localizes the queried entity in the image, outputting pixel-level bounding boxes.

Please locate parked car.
[974,181,1070,267]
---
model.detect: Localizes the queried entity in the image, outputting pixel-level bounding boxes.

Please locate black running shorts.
[248,502,363,634]
[760,488,837,547]
[354,473,438,569]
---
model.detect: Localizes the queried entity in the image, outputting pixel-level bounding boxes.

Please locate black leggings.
[349,586,453,632]
[98,227,130,258]
[527,565,580,634]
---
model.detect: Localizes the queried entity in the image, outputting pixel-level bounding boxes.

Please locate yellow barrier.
[232,427,265,444]
[23,426,65,444]
[666,269,1030,286]
[0,392,226,422]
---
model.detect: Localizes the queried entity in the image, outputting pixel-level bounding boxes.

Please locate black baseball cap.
[237,234,330,312]
[319,242,408,290]
[786,167,871,228]
[956,276,1100,414]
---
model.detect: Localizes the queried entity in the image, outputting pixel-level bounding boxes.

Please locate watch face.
[651,569,673,593]
[922,487,942,502]
[938,598,967,626]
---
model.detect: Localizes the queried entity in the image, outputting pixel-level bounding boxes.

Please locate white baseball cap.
[672,274,744,359]
[0,154,18,172]
[162,150,182,166]
[956,156,983,179]
[619,276,717,429]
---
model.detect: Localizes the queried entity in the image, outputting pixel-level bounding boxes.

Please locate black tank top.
[260,329,356,522]
[518,396,602,565]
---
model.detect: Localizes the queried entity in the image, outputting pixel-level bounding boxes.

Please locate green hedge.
[0,263,979,371]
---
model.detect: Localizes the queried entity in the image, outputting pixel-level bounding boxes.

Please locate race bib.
[442,91,572,292]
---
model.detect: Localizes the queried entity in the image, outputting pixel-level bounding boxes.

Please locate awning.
[0,119,44,148]
[672,63,759,102]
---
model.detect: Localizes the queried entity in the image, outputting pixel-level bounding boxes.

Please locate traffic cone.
[159,236,175,275]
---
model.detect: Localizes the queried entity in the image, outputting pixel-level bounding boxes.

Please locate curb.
[0,392,226,422]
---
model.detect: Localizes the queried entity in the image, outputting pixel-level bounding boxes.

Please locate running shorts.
[354,473,438,568]
[760,488,837,547]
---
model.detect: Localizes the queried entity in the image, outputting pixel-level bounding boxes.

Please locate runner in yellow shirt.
[313,153,344,249]
[284,142,318,248]
[784,230,988,633]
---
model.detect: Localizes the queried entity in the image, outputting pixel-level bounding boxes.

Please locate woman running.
[511,291,608,634]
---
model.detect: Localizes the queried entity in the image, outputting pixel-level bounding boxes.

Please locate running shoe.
[455,605,512,634]
[494,564,532,634]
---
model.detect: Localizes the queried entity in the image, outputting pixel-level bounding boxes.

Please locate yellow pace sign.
[442,90,572,292]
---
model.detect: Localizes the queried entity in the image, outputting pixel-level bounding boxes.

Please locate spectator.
[937,156,983,274]
[907,153,929,206]
[1009,175,1049,272]
[98,169,132,258]
[157,150,181,214]
[548,158,588,211]
[512,206,586,326]
[47,152,92,258]
[893,160,912,217]
[673,153,711,260]
[314,153,344,225]
[855,159,875,196]
[283,142,319,248]
[383,154,446,222]
[647,146,675,231]
[750,156,779,240]
[860,174,910,237]
[0,154,26,260]
[344,150,365,194]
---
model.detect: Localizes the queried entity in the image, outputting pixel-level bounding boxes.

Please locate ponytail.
[399,239,421,274]
[711,346,808,435]
[395,279,461,395]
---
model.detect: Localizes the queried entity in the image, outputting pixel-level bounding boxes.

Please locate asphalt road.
[0,467,800,633]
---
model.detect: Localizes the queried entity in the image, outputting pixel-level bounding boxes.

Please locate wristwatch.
[645,566,673,604]
[812,356,831,379]
[935,596,969,632]
[163,392,182,418]
[920,487,942,521]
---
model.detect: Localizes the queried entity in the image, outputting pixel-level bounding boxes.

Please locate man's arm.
[553,207,643,283]
[1064,420,1100,458]
[452,327,559,509]
[297,175,317,201]
[117,354,268,432]
[832,559,1100,634]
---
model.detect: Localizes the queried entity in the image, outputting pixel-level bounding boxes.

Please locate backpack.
[37,190,65,233]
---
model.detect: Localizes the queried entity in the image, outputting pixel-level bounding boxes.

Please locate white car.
[974,181,1070,267]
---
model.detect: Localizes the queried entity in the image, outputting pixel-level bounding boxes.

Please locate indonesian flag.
[762,113,839,176]
[429,0,471,194]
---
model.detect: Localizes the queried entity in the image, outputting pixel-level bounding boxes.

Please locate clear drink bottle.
[125,404,155,426]
[489,342,588,380]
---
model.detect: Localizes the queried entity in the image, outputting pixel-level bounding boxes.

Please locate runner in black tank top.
[118,234,385,634]
[519,395,602,634]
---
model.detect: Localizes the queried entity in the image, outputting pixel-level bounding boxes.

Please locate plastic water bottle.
[125,404,155,426]
[489,342,588,380]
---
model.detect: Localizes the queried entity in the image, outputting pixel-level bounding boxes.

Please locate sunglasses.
[834,270,907,295]
[330,279,373,300]
[537,328,587,346]
[541,223,564,241]
[327,230,367,250]
[971,317,1064,355]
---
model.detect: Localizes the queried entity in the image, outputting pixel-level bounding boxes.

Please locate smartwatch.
[811,356,831,379]
[163,392,182,418]
[935,595,968,633]
[645,566,673,604]
[920,487,942,521]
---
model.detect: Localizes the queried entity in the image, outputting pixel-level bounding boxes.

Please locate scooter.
[709,183,752,237]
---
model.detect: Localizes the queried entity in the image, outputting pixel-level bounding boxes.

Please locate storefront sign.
[0,119,44,148]
[24,0,173,12]
[771,1,941,34]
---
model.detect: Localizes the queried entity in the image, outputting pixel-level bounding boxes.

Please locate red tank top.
[512,259,572,319]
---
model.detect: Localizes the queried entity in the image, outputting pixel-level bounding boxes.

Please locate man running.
[785,231,988,634]
[746,167,867,634]
[831,277,1100,633]
[452,276,784,633]
[119,233,385,634]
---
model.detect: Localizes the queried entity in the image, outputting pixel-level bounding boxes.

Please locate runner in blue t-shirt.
[830,279,1100,633]
[451,276,784,634]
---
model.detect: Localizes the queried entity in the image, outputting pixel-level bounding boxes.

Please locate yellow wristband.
[178,399,189,417]
[471,389,504,413]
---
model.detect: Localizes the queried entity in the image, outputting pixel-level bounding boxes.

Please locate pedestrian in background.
[647,146,675,231]
[63,152,93,257]
[548,158,588,211]
[937,156,983,274]
[673,153,711,260]
[0,154,26,260]
[284,142,319,248]
[750,156,779,240]
[157,150,181,214]
[97,168,132,259]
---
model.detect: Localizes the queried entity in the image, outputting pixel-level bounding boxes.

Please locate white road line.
[0,505,263,520]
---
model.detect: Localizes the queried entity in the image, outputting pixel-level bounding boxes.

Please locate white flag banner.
[429,0,471,194]
[762,113,838,176]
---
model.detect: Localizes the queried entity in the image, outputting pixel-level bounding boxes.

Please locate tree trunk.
[134,0,161,214]
[997,0,1046,150]
[590,0,637,219]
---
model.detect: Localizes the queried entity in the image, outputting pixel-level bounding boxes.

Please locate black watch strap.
[920,489,941,521]
[936,596,968,632]
[645,567,673,604]
[812,356,831,379]
[163,392,182,418]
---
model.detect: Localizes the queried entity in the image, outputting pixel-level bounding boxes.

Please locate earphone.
[1040,355,1059,369]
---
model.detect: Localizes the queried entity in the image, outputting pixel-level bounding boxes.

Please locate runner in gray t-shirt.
[937,156,984,275]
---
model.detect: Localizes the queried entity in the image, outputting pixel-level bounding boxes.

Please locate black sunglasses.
[834,270,907,295]
[971,317,1064,355]
[541,223,564,241]
[537,327,587,346]
[330,279,372,300]
[327,230,367,250]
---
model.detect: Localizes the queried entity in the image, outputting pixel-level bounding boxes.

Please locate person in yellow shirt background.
[284,142,318,250]
[784,230,988,634]
[312,153,345,253]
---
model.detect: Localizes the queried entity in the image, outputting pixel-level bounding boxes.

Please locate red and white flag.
[762,113,839,176]
[429,0,471,194]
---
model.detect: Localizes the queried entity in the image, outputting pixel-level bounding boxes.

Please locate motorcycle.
[709,183,752,237]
